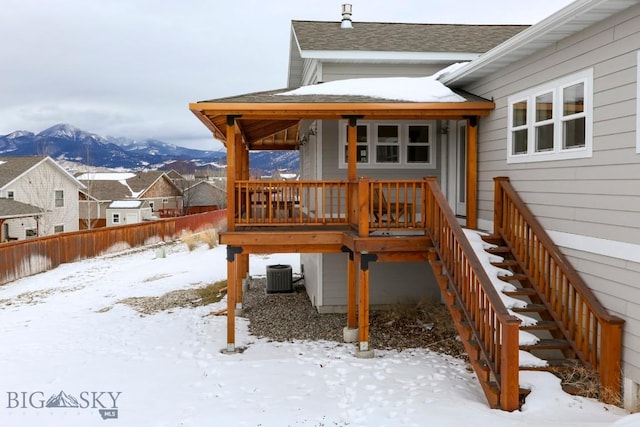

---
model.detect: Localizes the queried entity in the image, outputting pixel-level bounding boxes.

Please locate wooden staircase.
[422,176,624,410]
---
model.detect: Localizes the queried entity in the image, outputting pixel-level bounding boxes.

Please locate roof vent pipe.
[341,4,353,29]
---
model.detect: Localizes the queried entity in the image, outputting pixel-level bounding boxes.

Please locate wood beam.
[226,117,238,231]
[346,248,357,330]
[225,246,242,352]
[345,116,360,182]
[466,117,478,230]
[220,231,345,247]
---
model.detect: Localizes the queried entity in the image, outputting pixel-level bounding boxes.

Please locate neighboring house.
[105,200,153,227]
[0,156,85,240]
[78,171,183,225]
[182,180,226,215]
[189,1,640,410]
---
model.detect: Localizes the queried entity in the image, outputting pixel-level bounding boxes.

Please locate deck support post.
[343,115,363,182]
[343,246,358,342]
[356,252,377,358]
[222,245,243,354]
[465,116,478,230]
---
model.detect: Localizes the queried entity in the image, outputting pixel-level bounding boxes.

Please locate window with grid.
[507,69,592,163]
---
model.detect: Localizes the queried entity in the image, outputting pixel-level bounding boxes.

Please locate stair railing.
[425,177,521,410]
[494,177,624,402]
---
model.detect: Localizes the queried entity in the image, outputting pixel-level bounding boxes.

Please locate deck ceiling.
[189,91,495,150]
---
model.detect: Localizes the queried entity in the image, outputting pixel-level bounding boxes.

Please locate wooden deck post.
[226,116,238,232]
[500,319,521,411]
[599,321,624,404]
[357,252,377,358]
[346,116,359,182]
[466,117,478,230]
[493,177,508,236]
[224,246,242,353]
[347,249,357,330]
[358,178,370,237]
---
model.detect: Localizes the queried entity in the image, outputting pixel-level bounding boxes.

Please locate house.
[189,1,639,411]
[78,171,183,226]
[105,200,153,227]
[182,180,226,215]
[0,156,85,240]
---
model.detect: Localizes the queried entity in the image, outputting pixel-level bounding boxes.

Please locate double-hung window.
[340,121,435,168]
[507,69,592,163]
[54,190,64,207]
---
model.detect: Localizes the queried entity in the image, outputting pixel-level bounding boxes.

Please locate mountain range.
[0,124,299,174]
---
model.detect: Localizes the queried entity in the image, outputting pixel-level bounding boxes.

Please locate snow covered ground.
[0,241,636,427]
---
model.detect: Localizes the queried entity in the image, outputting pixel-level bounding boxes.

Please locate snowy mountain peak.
[37,123,106,143]
[5,130,34,139]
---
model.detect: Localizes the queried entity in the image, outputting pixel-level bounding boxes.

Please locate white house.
[105,200,153,227]
[0,156,85,240]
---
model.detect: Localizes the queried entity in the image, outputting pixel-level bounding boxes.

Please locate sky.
[0,0,574,151]
[0,239,635,426]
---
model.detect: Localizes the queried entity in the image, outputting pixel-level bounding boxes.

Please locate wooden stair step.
[486,246,511,255]
[511,304,548,313]
[480,235,503,245]
[503,287,537,297]
[520,339,571,351]
[491,260,519,268]
[520,358,582,371]
[519,321,559,331]
[499,274,529,282]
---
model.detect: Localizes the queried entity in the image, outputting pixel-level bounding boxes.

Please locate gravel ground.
[242,276,467,359]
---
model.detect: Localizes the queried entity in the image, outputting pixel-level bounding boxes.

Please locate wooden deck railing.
[494,177,624,401]
[234,178,429,233]
[425,177,521,411]
[235,180,350,226]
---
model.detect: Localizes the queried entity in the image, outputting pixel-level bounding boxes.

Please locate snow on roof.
[279,63,468,103]
[108,200,145,209]
[76,172,136,181]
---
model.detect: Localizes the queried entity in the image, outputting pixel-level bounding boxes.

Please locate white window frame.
[339,120,436,169]
[6,190,14,200]
[507,68,593,163]
[112,213,120,224]
[54,224,64,233]
[25,228,37,239]
[54,189,64,207]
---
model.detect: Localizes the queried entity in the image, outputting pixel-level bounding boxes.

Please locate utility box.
[266,264,293,293]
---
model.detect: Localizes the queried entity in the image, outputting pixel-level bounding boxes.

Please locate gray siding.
[319,252,440,313]
[322,63,448,82]
[461,3,640,391]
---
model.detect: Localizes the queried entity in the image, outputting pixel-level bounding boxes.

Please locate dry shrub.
[181,232,199,251]
[550,364,622,406]
[199,229,218,249]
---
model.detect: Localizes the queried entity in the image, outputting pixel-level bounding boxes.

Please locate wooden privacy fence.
[0,210,226,286]
[494,177,624,401]
[425,177,521,410]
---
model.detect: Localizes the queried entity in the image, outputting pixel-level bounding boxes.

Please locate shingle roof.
[80,180,131,201]
[292,21,529,53]
[126,171,165,193]
[198,87,490,104]
[0,198,45,219]
[0,156,46,188]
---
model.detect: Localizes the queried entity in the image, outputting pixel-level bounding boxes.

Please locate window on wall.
[54,190,64,207]
[507,69,592,163]
[25,229,37,238]
[54,225,64,233]
[112,213,120,224]
[7,190,14,200]
[340,121,435,169]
